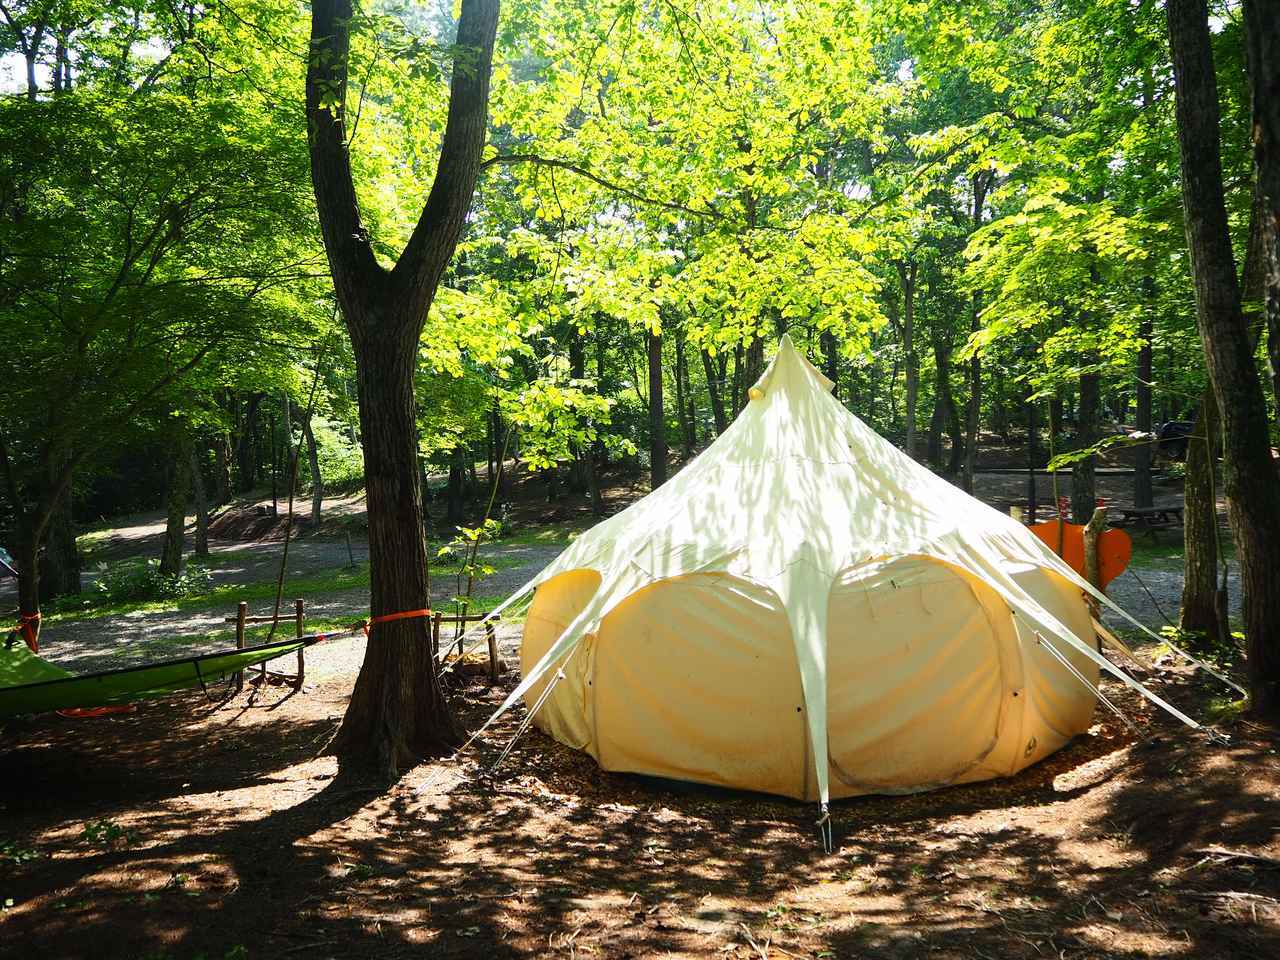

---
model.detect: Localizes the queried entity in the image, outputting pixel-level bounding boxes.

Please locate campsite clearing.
[1,658,1277,959]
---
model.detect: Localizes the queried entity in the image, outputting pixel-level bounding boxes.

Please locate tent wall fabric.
[491,335,1196,808]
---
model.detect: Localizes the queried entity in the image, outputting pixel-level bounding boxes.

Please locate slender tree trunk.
[731,342,744,415]
[307,0,499,772]
[159,430,192,577]
[447,448,466,525]
[648,329,667,488]
[898,260,919,459]
[674,333,694,456]
[962,302,981,493]
[702,351,728,434]
[191,444,210,558]
[1135,283,1156,509]
[214,431,233,505]
[1071,364,1100,523]
[235,393,263,492]
[1170,0,1280,712]
[1181,390,1228,645]
[820,330,839,401]
[305,419,323,524]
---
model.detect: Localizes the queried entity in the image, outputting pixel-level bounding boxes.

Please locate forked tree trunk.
[308,0,499,773]
[1170,0,1280,712]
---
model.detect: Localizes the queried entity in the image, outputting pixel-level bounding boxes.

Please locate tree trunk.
[820,330,839,401]
[38,481,80,601]
[308,0,499,773]
[897,260,919,459]
[447,448,466,525]
[1071,364,1099,523]
[674,333,695,456]
[305,418,323,524]
[159,430,192,577]
[235,393,263,492]
[648,329,667,487]
[1135,283,1156,509]
[1180,389,1228,645]
[214,431,233,505]
[1171,0,1280,712]
[191,444,210,559]
[962,307,981,493]
[703,351,729,434]
[1243,0,1280,430]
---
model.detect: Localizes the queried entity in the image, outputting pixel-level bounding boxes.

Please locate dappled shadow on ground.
[1,666,1276,959]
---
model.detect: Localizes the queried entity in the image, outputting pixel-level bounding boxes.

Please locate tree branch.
[479,152,727,223]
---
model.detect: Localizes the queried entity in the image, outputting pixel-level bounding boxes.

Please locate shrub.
[95,559,213,603]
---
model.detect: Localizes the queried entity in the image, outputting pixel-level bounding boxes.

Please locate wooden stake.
[235,601,247,694]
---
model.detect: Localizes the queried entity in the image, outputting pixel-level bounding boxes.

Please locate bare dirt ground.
[4,458,1271,959]
[1,662,1276,960]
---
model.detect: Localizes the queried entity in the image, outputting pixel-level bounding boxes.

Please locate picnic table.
[1110,505,1184,530]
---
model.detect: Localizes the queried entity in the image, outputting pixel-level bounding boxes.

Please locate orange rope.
[360,608,433,637]
[16,612,40,653]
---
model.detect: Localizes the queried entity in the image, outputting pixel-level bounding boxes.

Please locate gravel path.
[23,540,561,677]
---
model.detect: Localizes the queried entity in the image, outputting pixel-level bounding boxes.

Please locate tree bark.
[191,444,210,559]
[1135,282,1155,509]
[702,351,729,434]
[647,329,667,487]
[304,418,323,524]
[1180,389,1228,645]
[235,393,263,492]
[1243,0,1280,431]
[307,0,499,773]
[820,330,839,402]
[159,429,192,578]
[38,477,80,601]
[897,260,919,459]
[1071,364,1099,523]
[1170,0,1280,712]
[674,332,695,456]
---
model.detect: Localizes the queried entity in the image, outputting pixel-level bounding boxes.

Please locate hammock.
[0,634,325,719]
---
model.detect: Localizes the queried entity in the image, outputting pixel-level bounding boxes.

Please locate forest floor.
[3,454,1272,959]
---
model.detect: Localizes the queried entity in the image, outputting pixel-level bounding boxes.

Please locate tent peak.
[752,333,835,397]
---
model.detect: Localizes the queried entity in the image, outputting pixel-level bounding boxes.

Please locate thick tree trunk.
[38,483,80,601]
[1071,365,1099,523]
[648,329,667,488]
[702,351,729,434]
[1180,390,1228,645]
[191,444,210,559]
[308,0,499,772]
[159,430,191,577]
[1170,0,1280,712]
[1243,0,1280,430]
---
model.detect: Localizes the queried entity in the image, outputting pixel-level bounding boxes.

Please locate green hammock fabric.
[0,636,313,718]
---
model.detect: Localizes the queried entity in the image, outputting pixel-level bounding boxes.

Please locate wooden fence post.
[235,601,247,693]
[486,621,499,683]
[294,598,305,691]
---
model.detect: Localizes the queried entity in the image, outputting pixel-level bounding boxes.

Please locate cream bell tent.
[473,335,1212,833]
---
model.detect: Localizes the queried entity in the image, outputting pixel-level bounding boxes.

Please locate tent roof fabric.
[478,336,1199,809]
